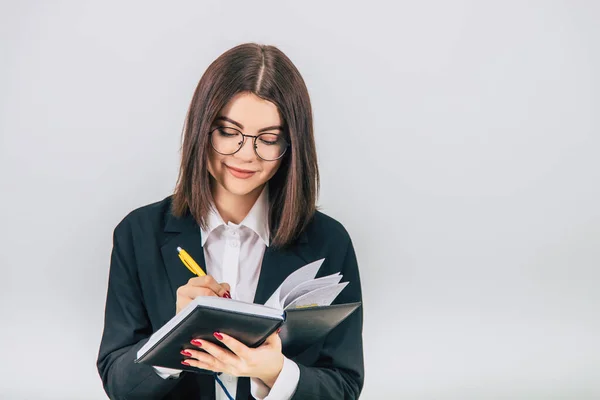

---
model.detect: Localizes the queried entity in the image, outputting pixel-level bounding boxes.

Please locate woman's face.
[207,92,284,199]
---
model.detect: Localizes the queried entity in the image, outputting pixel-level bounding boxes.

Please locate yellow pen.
[177,246,206,277]
[177,246,230,298]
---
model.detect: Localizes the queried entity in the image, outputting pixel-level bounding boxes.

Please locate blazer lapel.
[161,211,207,304]
[253,232,312,305]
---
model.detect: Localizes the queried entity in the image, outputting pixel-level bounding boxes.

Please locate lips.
[226,165,256,173]
[225,164,257,179]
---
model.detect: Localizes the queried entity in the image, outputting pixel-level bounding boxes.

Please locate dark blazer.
[96,196,364,400]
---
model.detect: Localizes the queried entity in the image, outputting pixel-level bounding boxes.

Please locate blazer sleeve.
[291,235,365,399]
[96,220,182,399]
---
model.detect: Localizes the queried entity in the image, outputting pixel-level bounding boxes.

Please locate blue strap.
[214,372,235,400]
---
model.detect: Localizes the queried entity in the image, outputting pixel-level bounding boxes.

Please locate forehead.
[218,92,282,128]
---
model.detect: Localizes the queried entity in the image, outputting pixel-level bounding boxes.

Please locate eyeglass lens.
[211,127,288,160]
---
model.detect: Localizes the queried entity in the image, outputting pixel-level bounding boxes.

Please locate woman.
[97,43,364,400]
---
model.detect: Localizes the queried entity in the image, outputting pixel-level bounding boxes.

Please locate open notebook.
[135,258,361,372]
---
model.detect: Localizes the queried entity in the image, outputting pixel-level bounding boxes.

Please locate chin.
[221,179,263,197]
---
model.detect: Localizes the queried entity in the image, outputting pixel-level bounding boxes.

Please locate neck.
[211,181,264,224]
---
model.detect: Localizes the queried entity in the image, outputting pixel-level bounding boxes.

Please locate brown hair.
[172,43,319,248]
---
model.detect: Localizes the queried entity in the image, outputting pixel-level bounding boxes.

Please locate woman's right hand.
[176,276,231,315]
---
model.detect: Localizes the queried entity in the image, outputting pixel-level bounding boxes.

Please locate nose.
[235,135,258,161]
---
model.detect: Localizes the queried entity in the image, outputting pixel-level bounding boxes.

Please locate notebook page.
[282,273,343,308]
[284,282,349,309]
[264,258,324,308]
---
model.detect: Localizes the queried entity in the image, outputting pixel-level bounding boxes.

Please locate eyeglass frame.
[208,126,291,161]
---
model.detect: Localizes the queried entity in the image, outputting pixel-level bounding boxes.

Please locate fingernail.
[213,332,223,340]
[181,360,190,366]
[180,350,192,357]
[223,291,231,299]
[191,339,202,346]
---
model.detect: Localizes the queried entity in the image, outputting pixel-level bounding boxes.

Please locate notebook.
[134,258,361,372]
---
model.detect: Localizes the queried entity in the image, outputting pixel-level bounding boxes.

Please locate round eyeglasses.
[209,126,290,161]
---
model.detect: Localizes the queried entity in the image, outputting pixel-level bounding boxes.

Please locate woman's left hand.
[183,330,284,388]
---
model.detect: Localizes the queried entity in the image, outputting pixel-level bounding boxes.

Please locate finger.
[188,275,230,298]
[181,350,224,373]
[214,332,249,358]
[187,275,218,289]
[220,282,231,293]
[177,285,218,299]
[263,329,282,347]
[191,337,238,366]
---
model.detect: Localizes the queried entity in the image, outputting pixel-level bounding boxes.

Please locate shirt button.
[229,241,239,248]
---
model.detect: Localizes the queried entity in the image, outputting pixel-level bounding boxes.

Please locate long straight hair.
[172,43,319,248]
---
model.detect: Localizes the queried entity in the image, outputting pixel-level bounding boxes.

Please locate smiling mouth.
[225,164,257,179]
[226,165,256,173]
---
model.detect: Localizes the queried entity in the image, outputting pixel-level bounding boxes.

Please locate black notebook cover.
[135,305,284,373]
[280,302,361,357]
[135,302,361,373]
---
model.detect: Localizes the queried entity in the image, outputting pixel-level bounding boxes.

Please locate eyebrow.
[215,116,284,133]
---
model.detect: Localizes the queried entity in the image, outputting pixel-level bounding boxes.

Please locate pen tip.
[176,246,182,253]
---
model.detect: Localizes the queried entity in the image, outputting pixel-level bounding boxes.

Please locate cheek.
[261,160,282,180]
[207,151,222,177]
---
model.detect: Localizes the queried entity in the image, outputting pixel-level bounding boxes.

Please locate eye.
[216,127,239,137]
[258,133,281,145]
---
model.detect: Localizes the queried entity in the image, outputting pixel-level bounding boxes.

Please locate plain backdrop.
[1,1,599,399]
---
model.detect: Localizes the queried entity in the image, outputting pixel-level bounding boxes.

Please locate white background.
[1,1,599,399]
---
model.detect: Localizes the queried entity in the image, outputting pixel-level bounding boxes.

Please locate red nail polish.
[181,360,190,366]
[223,291,231,299]
[213,332,223,340]
[180,350,192,357]
[191,339,202,346]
